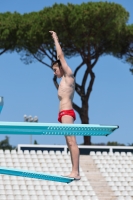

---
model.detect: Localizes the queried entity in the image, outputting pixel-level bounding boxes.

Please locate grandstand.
[0,146,133,200]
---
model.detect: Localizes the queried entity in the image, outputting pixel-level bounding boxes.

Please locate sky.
[0,0,133,147]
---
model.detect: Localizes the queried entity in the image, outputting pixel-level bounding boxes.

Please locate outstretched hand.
[49,31,58,41]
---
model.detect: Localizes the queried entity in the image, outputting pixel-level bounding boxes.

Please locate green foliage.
[0,136,16,150]
[34,140,38,144]
[107,141,125,146]
[18,2,129,58]
[0,2,132,64]
[0,12,21,54]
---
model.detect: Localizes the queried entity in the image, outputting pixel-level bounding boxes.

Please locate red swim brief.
[58,109,76,123]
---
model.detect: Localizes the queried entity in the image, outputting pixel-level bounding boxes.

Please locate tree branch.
[0,48,9,55]
[72,101,81,113]
[75,82,82,96]
[73,61,85,77]
[86,70,95,99]
[39,46,53,62]
[91,55,99,68]
[33,54,51,69]
[46,45,57,60]
[53,75,59,89]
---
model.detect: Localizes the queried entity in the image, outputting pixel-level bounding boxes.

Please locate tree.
[1,2,132,144]
[0,136,16,150]
[123,25,133,74]
[15,2,129,144]
[0,12,21,55]
[34,140,38,144]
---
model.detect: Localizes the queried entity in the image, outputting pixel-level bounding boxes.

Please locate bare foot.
[64,173,81,180]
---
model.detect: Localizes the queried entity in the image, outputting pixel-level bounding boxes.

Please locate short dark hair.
[52,60,61,68]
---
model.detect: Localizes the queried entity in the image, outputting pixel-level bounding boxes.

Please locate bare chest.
[58,77,75,100]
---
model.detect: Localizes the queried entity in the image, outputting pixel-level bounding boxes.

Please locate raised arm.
[49,31,73,76]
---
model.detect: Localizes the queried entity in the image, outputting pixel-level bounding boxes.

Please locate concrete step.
[80,155,117,200]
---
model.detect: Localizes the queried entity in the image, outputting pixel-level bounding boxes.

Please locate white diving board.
[0,122,119,136]
[0,166,73,184]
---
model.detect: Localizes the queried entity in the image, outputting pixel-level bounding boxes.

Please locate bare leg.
[61,115,81,179]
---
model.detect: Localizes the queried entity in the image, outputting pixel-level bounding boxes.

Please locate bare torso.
[58,75,75,111]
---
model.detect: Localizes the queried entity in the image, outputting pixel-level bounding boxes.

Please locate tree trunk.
[80,100,91,145]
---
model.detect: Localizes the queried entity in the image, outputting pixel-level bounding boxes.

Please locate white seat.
[118,186,125,191]
[38,155,44,160]
[125,197,132,200]
[114,152,120,156]
[49,150,55,155]
[53,196,61,200]
[127,152,132,157]
[34,185,42,190]
[30,150,36,154]
[125,177,132,182]
[7,195,14,200]
[14,163,21,168]
[96,151,101,155]
[68,197,76,200]
[88,191,96,196]
[81,191,89,196]
[111,186,117,191]
[121,191,128,196]
[37,196,46,200]
[0,190,5,195]
[122,173,128,177]
[56,185,64,190]
[114,191,121,196]
[90,151,95,156]
[29,196,38,200]
[21,195,30,200]
[14,190,21,195]
[36,150,42,155]
[5,150,10,154]
[5,184,12,190]
[126,168,132,173]
[51,191,59,195]
[6,190,13,195]
[76,196,84,200]
[128,191,133,196]
[0,184,4,189]
[24,150,29,155]
[108,182,115,187]
[45,195,53,200]
[0,149,4,153]
[101,172,108,177]
[60,196,68,200]
[125,186,132,191]
[14,195,22,200]
[58,191,66,195]
[117,197,125,200]
[11,180,18,185]
[91,197,99,200]
[66,190,73,195]
[72,190,81,196]
[120,168,126,173]
[11,150,17,154]
[0,162,6,167]
[20,185,27,190]
[44,190,51,195]
[102,151,108,156]
[28,190,36,195]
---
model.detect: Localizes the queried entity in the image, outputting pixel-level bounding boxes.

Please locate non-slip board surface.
[0,122,119,136]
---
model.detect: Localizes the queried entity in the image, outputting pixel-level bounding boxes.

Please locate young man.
[49,31,80,180]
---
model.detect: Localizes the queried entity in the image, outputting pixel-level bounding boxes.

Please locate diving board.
[0,96,4,113]
[0,166,74,184]
[0,122,119,136]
